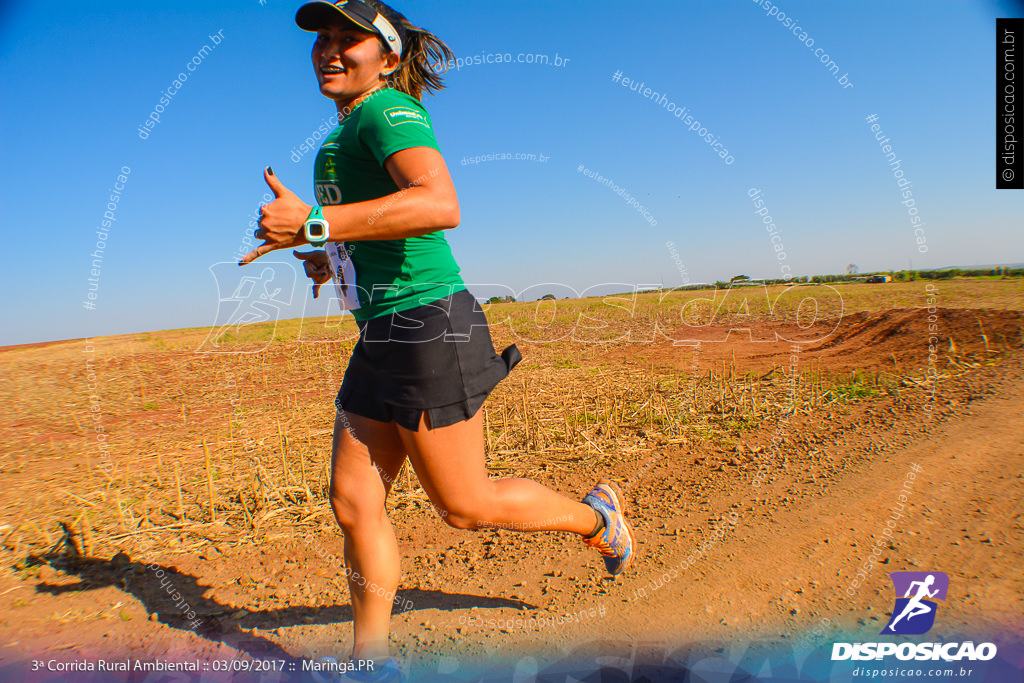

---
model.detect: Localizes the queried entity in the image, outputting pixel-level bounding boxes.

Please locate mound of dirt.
[643,307,1024,376]
[802,307,1024,371]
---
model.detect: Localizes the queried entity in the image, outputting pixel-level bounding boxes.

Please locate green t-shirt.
[313,87,465,321]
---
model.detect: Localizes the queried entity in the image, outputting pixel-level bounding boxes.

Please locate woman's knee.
[442,511,478,530]
[413,476,497,530]
[435,496,491,530]
[329,477,385,530]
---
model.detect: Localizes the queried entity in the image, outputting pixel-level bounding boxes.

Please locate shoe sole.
[597,478,635,575]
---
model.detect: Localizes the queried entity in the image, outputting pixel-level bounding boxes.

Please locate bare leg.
[329,410,407,660]
[395,410,600,534]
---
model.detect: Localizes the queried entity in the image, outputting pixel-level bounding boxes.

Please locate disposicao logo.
[882,571,948,635]
[831,571,997,663]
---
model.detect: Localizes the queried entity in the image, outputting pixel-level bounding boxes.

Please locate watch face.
[306,220,327,239]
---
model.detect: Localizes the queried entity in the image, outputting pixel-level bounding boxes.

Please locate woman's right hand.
[294,250,333,299]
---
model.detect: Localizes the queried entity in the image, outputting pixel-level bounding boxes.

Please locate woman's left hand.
[239,167,312,265]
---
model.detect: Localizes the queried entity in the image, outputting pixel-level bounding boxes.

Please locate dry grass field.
[1,278,1022,673]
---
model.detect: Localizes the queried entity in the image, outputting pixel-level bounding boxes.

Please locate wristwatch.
[303,206,330,247]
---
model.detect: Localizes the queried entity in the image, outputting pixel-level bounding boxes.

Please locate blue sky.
[1,0,1022,346]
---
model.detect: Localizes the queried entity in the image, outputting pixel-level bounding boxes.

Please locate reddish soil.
[1,307,1022,677]
[606,307,1024,375]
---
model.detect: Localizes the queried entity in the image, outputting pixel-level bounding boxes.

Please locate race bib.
[325,242,361,311]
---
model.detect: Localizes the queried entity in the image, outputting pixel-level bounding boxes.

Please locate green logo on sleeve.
[383,106,429,128]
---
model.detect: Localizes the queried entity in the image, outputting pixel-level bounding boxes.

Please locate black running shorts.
[334,288,521,431]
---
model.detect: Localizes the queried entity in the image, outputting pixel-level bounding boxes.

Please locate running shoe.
[581,478,635,575]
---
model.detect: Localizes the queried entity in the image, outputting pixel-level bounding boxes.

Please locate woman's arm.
[326,146,460,240]
[241,147,459,266]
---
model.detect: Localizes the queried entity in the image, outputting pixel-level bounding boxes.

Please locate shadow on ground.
[28,541,529,660]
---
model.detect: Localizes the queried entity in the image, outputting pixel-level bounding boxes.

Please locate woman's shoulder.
[358,87,431,121]
[353,87,439,160]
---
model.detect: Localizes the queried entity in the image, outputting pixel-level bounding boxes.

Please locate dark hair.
[364,0,454,99]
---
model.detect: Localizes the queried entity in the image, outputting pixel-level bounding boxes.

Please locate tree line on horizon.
[483,267,1024,304]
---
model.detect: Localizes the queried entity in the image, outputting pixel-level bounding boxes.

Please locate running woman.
[240,0,635,672]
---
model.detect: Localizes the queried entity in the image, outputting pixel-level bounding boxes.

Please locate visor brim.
[295,1,376,32]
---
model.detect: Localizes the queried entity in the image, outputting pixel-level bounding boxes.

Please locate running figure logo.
[198,262,296,353]
[882,572,949,635]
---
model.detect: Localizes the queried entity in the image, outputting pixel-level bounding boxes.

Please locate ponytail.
[365,0,455,99]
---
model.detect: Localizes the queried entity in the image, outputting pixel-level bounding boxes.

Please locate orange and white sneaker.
[581,478,635,576]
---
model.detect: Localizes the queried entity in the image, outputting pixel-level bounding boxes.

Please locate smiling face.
[312,19,399,107]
